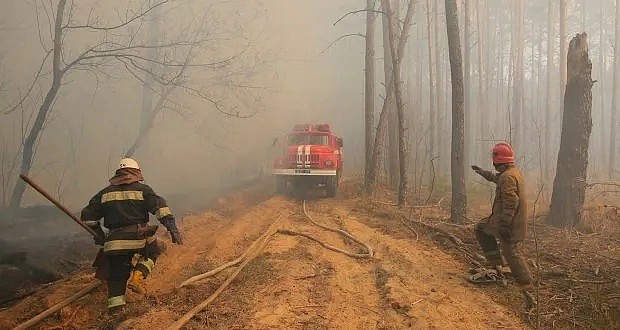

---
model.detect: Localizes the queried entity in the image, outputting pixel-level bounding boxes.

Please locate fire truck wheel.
[326,176,338,197]
[276,176,287,194]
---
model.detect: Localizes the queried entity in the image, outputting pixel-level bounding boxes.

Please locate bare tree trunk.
[380,1,395,186]
[126,14,205,158]
[125,87,174,158]
[511,0,524,156]
[549,33,593,227]
[364,0,377,194]
[611,0,620,178]
[545,0,554,183]
[560,0,568,111]
[445,0,467,223]
[383,0,411,207]
[426,0,436,165]
[370,0,416,191]
[463,0,471,172]
[599,0,607,176]
[497,17,505,140]
[475,0,487,165]
[381,0,400,190]
[434,0,445,173]
[9,0,67,211]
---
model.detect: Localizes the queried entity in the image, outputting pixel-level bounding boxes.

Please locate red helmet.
[492,142,515,164]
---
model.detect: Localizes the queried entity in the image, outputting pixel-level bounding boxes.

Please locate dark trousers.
[475,220,533,286]
[106,239,163,300]
[108,254,134,299]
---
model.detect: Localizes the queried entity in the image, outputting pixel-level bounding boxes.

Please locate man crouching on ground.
[470,142,536,312]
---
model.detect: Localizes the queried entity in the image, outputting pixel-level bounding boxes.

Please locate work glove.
[162,217,183,245]
[471,165,483,175]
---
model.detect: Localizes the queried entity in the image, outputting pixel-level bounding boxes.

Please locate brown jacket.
[478,165,527,241]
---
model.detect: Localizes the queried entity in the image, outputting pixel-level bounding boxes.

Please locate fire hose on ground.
[167,200,373,329]
[12,175,373,329]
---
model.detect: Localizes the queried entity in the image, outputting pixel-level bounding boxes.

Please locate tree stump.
[549,33,593,227]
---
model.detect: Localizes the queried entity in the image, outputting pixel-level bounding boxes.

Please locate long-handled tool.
[19,174,109,280]
[19,174,102,239]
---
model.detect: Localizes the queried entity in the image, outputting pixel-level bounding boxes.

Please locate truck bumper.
[272,169,337,176]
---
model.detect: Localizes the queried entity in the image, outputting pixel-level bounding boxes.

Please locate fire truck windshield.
[289,134,329,145]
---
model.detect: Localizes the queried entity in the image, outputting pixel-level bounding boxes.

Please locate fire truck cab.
[272,124,343,197]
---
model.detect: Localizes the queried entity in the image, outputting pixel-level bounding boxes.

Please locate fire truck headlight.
[324,159,334,167]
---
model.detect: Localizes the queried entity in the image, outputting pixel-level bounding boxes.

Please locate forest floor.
[0,179,617,329]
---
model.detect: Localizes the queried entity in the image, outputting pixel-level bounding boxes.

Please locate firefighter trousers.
[106,239,163,309]
[475,219,533,286]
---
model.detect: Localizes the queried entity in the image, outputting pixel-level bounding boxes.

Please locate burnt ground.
[0,206,98,307]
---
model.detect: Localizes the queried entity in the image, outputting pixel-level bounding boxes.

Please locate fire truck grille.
[289,154,320,167]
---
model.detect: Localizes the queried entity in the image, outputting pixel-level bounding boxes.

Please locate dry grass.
[348,177,620,329]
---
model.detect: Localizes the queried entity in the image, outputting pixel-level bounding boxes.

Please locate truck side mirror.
[337,138,343,147]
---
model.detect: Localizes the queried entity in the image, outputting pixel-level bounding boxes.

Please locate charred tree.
[364,0,377,195]
[445,0,467,223]
[383,0,409,207]
[549,33,593,227]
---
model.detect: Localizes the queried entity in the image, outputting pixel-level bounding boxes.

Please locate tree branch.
[333,9,386,26]
[63,0,169,31]
[320,33,365,54]
[2,50,52,115]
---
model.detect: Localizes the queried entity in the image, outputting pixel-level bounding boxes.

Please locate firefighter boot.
[127,269,147,294]
[107,295,127,316]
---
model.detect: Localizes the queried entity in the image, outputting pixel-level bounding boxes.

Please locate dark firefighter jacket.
[478,165,528,241]
[81,182,173,253]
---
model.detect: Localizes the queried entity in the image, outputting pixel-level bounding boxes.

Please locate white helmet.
[119,158,140,170]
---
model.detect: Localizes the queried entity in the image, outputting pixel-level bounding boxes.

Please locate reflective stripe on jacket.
[81,182,174,229]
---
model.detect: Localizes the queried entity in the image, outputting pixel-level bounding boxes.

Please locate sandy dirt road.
[0,190,526,329]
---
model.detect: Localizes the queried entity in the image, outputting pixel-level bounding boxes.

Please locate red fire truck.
[272,124,343,196]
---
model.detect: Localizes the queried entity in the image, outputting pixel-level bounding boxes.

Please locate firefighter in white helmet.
[80,157,183,314]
